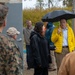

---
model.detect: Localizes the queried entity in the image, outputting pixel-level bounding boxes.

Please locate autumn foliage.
[23,7,73,27]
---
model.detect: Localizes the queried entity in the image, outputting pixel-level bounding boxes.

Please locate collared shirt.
[62,28,68,46]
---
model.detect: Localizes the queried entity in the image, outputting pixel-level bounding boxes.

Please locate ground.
[23,53,57,75]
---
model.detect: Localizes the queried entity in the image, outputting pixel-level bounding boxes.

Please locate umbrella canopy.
[42,10,75,22]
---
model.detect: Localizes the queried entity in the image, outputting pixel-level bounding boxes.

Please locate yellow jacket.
[51,24,75,53]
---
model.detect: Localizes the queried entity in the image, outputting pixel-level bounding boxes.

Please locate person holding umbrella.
[51,18,75,71]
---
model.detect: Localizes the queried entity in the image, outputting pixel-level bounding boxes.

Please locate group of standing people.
[0,3,75,75]
[23,18,75,75]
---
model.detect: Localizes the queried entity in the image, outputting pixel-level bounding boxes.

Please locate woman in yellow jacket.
[51,19,75,70]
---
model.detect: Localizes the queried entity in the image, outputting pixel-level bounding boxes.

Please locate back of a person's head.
[46,22,53,29]
[34,21,43,33]
[0,3,8,26]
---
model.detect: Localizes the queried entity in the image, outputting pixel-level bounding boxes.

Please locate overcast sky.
[22,0,63,9]
[22,0,37,9]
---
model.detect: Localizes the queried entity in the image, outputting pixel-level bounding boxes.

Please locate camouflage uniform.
[0,34,23,75]
[0,4,23,75]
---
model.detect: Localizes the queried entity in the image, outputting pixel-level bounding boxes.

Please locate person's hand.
[57,27,62,34]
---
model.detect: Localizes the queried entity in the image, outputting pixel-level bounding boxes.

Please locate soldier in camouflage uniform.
[0,3,23,75]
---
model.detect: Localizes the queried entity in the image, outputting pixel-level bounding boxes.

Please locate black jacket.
[30,31,52,68]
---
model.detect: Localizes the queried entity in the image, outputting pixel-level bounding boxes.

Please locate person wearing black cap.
[30,21,52,75]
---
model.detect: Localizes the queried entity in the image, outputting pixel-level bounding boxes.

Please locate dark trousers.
[34,67,48,75]
[26,45,31,68]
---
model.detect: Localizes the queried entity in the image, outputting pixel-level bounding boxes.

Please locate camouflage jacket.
[0,33,23,75]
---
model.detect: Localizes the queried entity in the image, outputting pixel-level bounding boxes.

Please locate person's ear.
[3,20,6,27]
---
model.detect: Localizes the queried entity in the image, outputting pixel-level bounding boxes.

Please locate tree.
[48,0,53,8]
[58,0,72,7]
[36,0,45,9]
[64,0,72,7]
[36,0,54,9]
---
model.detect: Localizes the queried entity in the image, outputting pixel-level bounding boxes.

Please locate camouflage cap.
[7,27,20,36]
[0,4,8,23]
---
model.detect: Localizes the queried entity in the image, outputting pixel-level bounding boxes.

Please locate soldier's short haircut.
[0,3,8,26]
